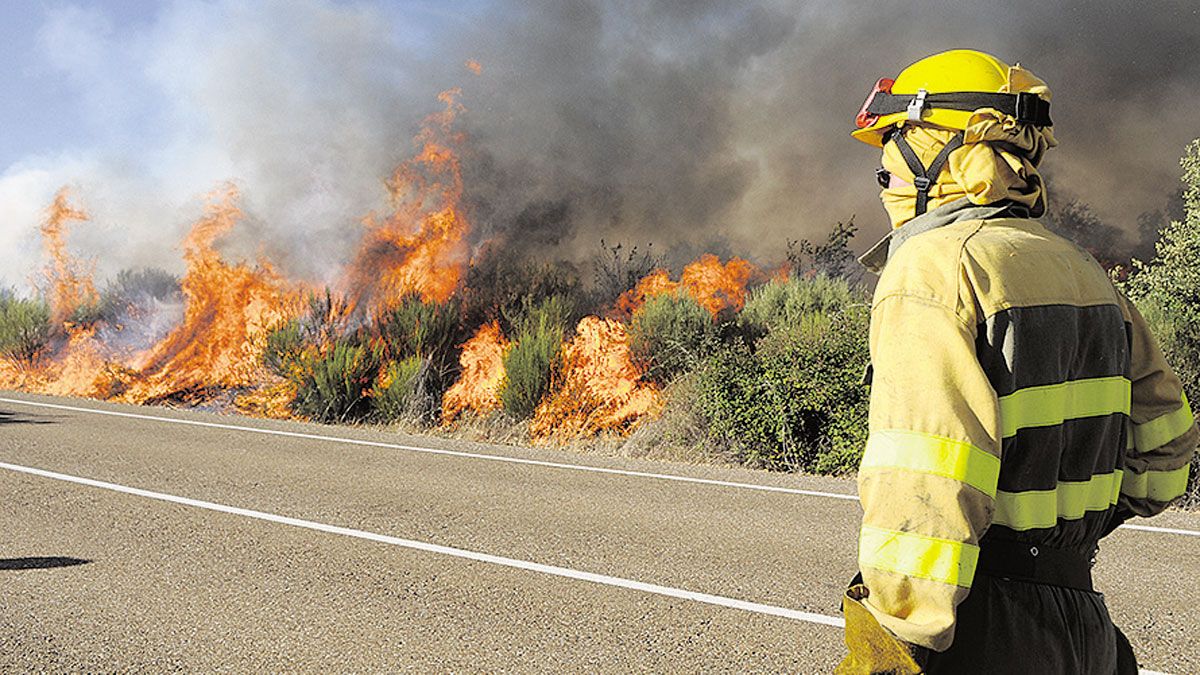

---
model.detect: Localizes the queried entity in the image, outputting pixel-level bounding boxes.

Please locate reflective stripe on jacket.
[857,209,1198,651]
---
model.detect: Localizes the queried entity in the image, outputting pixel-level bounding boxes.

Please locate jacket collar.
[857,198,1023,273]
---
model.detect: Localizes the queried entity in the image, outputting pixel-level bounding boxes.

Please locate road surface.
[1,391,1197,672]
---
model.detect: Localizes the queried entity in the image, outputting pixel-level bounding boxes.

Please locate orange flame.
[530,316,663,441]
[465,59,483,75]
[42,327,120,398]
[40,188,97,325]
[617,254,759,317]
[121,184,299,403]
[441,321,509,423]
[345,88,469,313]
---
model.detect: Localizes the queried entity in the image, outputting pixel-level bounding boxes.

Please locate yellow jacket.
[856,199,1197,651]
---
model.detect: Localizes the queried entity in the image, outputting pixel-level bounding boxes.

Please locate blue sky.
[0,1,482,167]
[0,0,492,288]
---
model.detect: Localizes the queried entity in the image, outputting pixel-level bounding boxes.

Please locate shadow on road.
[0,557,91,571]
[0,410,59,425]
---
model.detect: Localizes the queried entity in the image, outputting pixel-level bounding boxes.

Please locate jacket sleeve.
[857,254,1002,652]
[1119,296,1197,516]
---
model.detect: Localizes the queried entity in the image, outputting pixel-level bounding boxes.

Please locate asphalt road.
[1,391,1197,673]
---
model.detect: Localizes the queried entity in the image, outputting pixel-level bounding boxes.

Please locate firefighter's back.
[928,215,1128,673]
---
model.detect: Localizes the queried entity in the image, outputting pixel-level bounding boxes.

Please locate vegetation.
[691,277,870,473]
[499,295,573,419]
[289,338,385,423]
[1121,138,1200,506]
[372,356,427,422]
[628,292,714,385]
[0,292,52,363]
[591,240,663,309]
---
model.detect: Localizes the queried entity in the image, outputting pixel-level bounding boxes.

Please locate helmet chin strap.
[890,130,965,217]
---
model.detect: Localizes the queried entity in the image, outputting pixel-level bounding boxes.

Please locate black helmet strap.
[891,131,964,216]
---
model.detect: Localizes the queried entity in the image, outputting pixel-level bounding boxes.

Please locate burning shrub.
[263,320,308,378]
[529,316,663,441]
[290,337,386,423]
[377,294,462,363]
[499,296,573,419]
[1121,138,1200,506]
[0,292,52,363]
[693,278,869,473]
[373,356,428,423]
[628,292,715,385]
[263,290,350,379]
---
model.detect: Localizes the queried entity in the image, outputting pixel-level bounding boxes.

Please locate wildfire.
[344,88,469,313]
[530,316,663,442]
[617,254,759,317]
[1,85,710,446]
[40,188,97,325]
[120,185,299,404]
[441,321,509,423]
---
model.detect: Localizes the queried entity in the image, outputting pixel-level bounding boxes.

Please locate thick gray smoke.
[2,0,1197,289]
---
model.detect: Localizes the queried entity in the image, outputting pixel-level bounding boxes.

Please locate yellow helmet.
[852,49,1052,147]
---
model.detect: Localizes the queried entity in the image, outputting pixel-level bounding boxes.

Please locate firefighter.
[837,49,1198,674]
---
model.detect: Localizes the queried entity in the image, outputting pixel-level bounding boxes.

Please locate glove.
[835,583,925,675]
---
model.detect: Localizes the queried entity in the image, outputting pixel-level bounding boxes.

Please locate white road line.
[0,460,844,629]
[1120,523,1200,537]
[3,396,1199,539]
[0,396,858,501]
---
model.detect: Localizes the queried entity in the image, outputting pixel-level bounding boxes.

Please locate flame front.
[617,253,759,317]
[344,88,469,313]
[529,316,663,441]
[121,185,299,404]
[441,321,509,423]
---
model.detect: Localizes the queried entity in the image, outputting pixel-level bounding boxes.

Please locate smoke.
[2,0,1198,289]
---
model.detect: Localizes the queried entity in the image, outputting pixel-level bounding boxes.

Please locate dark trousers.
[925,575,1136,674]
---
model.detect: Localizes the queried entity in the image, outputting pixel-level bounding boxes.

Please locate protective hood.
[880,95,1058,229]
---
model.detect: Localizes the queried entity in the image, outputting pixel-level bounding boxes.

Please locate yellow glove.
[835,584,925,675]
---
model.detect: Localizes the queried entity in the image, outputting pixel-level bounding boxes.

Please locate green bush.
[499,295,572,419]
[1121,138,1200,506]
[628,292,714,384]
[739,275,867,338]
[693,299,870,473]
[0,293,52,363]
[99,268,181,316]
[377,294,462,361]
[290,338,385,423]
[372,356,428,422]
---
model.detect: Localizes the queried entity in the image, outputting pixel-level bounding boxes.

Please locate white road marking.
[1120,523,1200,537]
[0,460,844,629]
[3,396,1199,539]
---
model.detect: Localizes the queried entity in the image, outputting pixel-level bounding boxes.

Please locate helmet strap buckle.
[907,88,928,122]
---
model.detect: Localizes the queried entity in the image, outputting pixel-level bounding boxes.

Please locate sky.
[2,0,1198,290]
